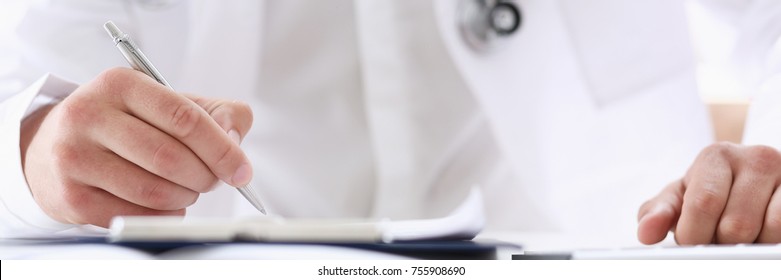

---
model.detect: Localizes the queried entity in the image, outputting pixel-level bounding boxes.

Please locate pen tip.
[103,20,123,39]
[236,185,267,215]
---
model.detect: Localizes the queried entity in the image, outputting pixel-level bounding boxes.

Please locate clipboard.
[109,187,486,244]
[2,188,519,259]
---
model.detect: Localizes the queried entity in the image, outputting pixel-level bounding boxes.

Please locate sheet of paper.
[381,187,484,241]
[109,186,486,243]
[571,244,781,260]
[514,244,781,260]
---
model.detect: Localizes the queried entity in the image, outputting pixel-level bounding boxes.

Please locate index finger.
[107,68,253,187]
[675,144,734,245]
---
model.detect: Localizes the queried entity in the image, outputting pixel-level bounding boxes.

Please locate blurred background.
[0,0,755,143]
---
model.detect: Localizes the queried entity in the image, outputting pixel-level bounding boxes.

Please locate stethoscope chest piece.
[458,0,521,52]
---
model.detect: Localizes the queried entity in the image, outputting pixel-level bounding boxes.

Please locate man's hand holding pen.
[20,68,254,227]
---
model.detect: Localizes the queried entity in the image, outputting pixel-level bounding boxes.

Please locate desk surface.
[2,231,778,260]
[0,237,513,260]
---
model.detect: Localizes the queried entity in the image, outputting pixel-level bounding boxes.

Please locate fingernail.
[231,163,252,186]
[228,129,241,145]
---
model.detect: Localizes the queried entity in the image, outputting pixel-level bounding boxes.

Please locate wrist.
[20,104,55,172]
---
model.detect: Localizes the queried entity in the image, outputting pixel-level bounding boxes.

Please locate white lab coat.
[0,0,713,247]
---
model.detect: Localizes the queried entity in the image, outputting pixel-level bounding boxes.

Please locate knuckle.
[673,229,698,245]
[139,181,178,210]
[702,142,733,158]
[51,142,81,175]
[170,104,202,138]
[689,142,734,174]
[718,217,761,243]
[688,188,726,218]
[140,180,200,210]
[765,211,781,232]
[57,98,95,130]
[213,144,240,178]
[673,231,690,245]
[210,101,253,131]
[151,142,181,178]
[95,67,136,92]
[60,186,92,224]
[192,175,219,193]
[743,145,781,175]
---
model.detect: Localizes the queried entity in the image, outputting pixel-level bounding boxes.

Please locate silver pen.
[103,21,267,215]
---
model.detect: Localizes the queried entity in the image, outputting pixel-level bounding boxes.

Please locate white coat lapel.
[355,0,491,220]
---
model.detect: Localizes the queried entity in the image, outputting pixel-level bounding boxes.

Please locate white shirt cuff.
[0,74,79,236]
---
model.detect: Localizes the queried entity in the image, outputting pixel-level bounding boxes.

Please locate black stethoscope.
[459,0,522,52]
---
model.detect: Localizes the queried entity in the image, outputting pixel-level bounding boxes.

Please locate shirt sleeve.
[0,74,79,237]
[723,1,781,148]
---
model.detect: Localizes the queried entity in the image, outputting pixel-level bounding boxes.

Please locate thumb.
[637,180,685,245]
